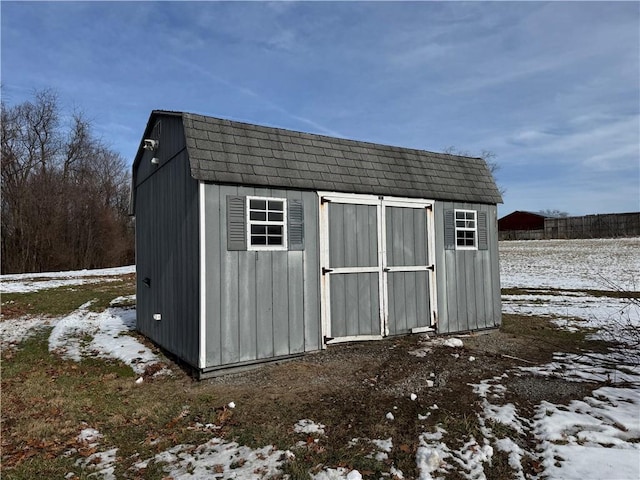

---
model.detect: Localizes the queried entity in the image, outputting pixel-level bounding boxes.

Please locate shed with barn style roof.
[131,110,503,378]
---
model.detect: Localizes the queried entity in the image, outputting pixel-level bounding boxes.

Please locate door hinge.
[425,204,433,211]
[324,335,334,343]
[320,197,331,204]
[427,264,435,271]
[322,267,334,275]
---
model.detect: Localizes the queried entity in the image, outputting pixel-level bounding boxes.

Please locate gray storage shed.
[131,110,503,378]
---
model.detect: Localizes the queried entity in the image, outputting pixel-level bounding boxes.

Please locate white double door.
[319,193,436,344]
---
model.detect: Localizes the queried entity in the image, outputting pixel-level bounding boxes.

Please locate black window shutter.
[444,210,455,250]
[227,196,246,251]
[478,211,488,250]
[288,199,305,251]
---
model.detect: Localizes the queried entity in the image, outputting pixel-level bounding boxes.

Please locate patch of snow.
[294,419,325,435]
[1,264,134,293]
[2,265,135,281]
[346,470,362,480]
[77,427,102,446]
[372,437,393,461]
[390,465,404,479]
[386,412,395,421]
[109,294,136,306]
[0,316,59,349]
[443,338,463,348]
[410,393,418,401]
[313,467,361,480]
[138,438,291,479]
[540,444,640,480]
[493,438,525,479]
[76,447,118,480]
[228,401,236,409]
[416,428,449,480]
[48,304,166,375]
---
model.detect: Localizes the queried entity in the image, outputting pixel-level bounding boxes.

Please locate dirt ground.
[194,314,608,477]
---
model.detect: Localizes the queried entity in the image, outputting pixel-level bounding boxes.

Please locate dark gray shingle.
[179,111,502,204]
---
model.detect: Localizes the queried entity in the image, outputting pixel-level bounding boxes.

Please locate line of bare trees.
[1,89,134,274]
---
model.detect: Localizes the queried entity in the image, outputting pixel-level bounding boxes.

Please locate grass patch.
[502,286,640,300]
[501,313,612,354]
[1,274,135,318]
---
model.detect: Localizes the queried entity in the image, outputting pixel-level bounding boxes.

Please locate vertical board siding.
[330,273,378,337]
[271,188,291,358]
[220,185,240,365]
[204,185,320,368]
[329,203,377,268]
[134,146,200,367]
[327,202,380,338]
[435,201,501,333]
[255,250,274,359]
[385,206,430,335]
[238,253,257,361]
[303,194,321,351]
[387,271,430,335]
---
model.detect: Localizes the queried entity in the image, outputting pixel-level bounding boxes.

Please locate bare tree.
[538,209,569,218]
[443,146,505,196]
[1,89,133,273]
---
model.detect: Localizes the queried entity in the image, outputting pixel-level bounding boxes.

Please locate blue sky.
[2,1,638,216]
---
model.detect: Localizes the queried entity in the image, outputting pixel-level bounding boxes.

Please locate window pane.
[250,199,266,210]
[250,211,266,221]
[251,236,267,245]
[268,200,283,211]
[268,212,283,221]
[251,225,266,235]
[267,236,283,245]
[456,220,465,228]
[267,225,282,235]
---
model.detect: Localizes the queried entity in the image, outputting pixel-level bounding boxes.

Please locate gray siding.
[202,185,321,369]
[385,206,431,334]
[434,202,501,333]
[327,202,380,338]
[134,133,200,367]
[328,203,378,268]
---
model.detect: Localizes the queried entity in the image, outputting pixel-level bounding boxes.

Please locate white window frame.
[455,209,477,250]
[246,196,288,251]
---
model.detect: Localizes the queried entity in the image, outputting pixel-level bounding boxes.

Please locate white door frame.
[318,192,437,346]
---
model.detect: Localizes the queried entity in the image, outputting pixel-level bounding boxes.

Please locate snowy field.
[500,237,640,291]
[0,264,135,293]
[2,239,639,479]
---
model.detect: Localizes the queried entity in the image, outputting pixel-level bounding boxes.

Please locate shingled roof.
[162,110,502,204]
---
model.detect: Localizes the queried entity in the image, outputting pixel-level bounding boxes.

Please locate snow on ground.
[462,238,640,480]
[414,238,640,480]
[499,237,639,290]
[133,438,293,479]
[48,303,165,375]
[0,299,164,376]
[0,315,59,348]
[294,419,326,436]
[4,239,640,479]
[1,265,135,293]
